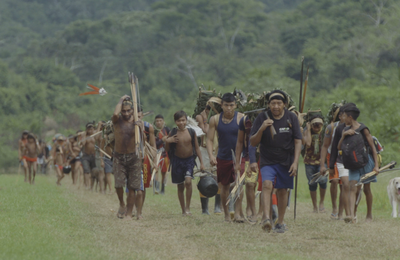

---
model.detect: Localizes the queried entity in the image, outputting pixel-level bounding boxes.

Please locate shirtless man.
[100,123,115,194]
[68,132,83,186]
[80,122,103,190]
[18,130,29,182]
[112,95,143,220]
[22,133,40,184]
[51,135,68,186]
[207,93,244,222]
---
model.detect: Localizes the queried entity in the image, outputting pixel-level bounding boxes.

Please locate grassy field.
[1,164,399,260]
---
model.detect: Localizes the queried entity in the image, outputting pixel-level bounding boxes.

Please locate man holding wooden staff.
[250,90,302,233]
[112,95,144,220]
[207,93,244,222]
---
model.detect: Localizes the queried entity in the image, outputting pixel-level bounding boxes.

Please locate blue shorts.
[349,155,377,183]
[305,164,327,191]
[260,164,293,189]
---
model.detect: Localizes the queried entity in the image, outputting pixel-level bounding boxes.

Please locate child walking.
[166,111,204,216]
[337,103,379,223]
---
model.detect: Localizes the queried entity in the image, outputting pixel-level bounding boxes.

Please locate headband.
[269,93,285,100]
[311,118,323,125]
[333,107,341,122]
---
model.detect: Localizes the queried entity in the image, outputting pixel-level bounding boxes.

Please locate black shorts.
[70,156,81,165]
[81,153,96,173]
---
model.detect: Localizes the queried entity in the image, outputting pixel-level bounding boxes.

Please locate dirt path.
[61,176,400,260]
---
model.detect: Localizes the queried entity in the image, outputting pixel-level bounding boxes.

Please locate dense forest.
[0,0,399,168]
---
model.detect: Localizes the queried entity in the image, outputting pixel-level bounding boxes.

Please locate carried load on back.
[192,85,222,121]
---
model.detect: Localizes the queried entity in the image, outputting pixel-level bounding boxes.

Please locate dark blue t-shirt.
[250,109,302,168]
[217,112,239,160]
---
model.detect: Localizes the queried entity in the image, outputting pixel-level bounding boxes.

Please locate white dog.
[387,177,400,218]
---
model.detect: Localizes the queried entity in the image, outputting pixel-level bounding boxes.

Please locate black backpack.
[341,124,369,170]
[167,127,197,160]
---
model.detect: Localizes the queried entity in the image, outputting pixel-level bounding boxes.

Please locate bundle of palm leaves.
[304,109,324,123]
[325,100,347,125]
[192,86,221,118]
[236,92,266,122]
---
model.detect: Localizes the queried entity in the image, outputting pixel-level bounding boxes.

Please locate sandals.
[233,218,245,223]
[261,219,272,233]
[330,213,338,220]
[117,206,127,219]
[246,217,257,225]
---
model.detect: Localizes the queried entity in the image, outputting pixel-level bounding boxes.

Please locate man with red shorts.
[22,133,40,184]
[207,93,244,222]
[18,131,29,182]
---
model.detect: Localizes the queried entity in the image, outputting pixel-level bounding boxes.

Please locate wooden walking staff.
[150,151,163,187]
[128,72,142,156]
[301,66,309,112]
[294,56,304,221]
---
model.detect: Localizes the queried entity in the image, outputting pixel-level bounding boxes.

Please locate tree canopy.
[0,0,399,168]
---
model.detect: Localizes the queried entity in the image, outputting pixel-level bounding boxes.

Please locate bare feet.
[224,214,231,222]
[246,216,257,225]
[123,215,133,220]
[344,216,352,223]
[185,211,192,216]
[233,214,244,223]
[261,219,272,233]
[137,215,143,220]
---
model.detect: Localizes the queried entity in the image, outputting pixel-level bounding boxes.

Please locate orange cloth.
[143,156,152,188]
[23,155,37,162]
[327,153,340,183]
[272,194,278,206]
[161,156,170,173]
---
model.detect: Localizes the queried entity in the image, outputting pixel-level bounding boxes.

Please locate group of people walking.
[18,88,381,233]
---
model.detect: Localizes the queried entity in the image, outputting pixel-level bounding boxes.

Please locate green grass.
[295,162,398,218]
[1,163,399,260]
[0,175,112,260]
